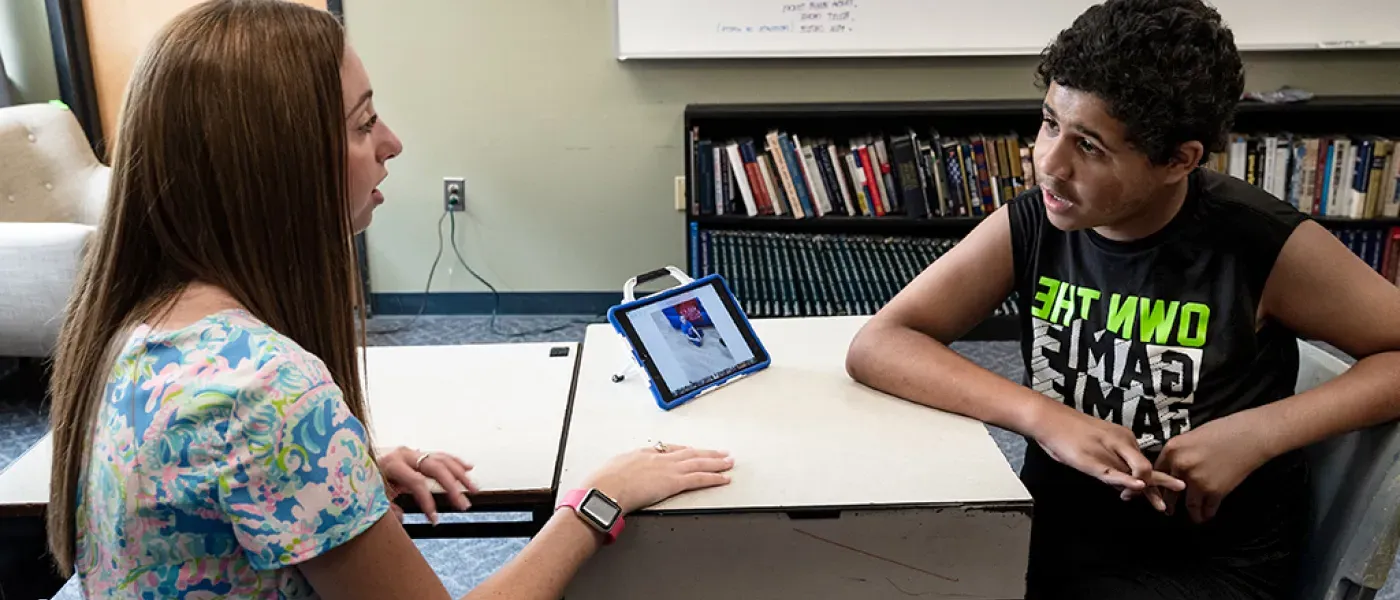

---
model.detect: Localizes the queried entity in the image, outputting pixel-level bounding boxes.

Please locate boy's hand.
[1150,411,1276,523]
[1031,403,1186,504]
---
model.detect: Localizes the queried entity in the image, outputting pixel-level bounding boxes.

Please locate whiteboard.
[616,0,1400,59]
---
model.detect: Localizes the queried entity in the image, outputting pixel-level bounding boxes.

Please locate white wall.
[0,0,61,105]
[345,1,1400,293]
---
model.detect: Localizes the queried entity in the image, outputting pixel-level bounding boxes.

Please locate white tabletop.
[1,342,579,516]
[0,432,50,515]
[361,342,578,498]
[559,316,1032,512]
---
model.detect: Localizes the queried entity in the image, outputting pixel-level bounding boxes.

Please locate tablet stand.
[611,266,694,384]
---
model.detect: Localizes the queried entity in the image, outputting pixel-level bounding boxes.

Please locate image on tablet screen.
[631,285,755,396]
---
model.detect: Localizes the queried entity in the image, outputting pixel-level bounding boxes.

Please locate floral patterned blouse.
[75,309,390,599]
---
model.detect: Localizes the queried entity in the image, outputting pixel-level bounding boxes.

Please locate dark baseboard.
[366,294,1023,341]
[0,358,51,407]
[370,292,620,317]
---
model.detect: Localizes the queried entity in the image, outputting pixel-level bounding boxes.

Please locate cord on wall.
[366,205,600,337]
[364,213,446,334]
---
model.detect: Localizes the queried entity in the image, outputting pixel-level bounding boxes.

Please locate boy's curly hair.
[1036,0,1246,165]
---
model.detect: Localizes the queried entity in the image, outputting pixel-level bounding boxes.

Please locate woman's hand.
[378,447,479,525]
[581,443,734,514]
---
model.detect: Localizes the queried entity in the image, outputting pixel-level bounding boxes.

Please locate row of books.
[693,229,1021,318]
[688,128,1400,223]
[1204,136,1400,219]
[1334,227,1400,285]
[691,227,1396,323]
[688,128,1036,221]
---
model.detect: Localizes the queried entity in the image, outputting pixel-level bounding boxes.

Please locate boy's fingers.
[1145,487,1167,512]
[1148,471,1187,491]
[1097,465,1145,491]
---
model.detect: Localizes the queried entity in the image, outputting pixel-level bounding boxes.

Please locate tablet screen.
[614,278,766,402]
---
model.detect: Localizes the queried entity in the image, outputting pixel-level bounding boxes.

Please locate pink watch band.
[557,488,625,544]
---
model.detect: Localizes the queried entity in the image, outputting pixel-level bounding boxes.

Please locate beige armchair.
[0,103,110,357]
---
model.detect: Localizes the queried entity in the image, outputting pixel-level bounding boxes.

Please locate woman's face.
[342,45,403,233]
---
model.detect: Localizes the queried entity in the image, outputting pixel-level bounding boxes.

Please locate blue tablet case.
[607,273,770,411]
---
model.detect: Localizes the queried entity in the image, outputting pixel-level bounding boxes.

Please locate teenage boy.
[846,1,1400,597]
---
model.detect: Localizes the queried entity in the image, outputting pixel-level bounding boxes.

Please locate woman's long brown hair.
[47,0,372,574]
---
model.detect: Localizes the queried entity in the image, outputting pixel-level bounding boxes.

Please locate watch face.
[580,490,621,528]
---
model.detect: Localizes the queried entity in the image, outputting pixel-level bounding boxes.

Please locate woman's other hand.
[379,447,479,525]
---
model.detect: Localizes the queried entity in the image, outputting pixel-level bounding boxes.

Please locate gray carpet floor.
[0,316,1390,599]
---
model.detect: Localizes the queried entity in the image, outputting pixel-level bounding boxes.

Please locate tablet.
[608,274,770,410]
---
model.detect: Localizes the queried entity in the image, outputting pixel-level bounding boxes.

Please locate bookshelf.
[684,97,1400,341]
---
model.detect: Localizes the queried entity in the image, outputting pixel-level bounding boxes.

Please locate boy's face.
[1033,82,1176,234]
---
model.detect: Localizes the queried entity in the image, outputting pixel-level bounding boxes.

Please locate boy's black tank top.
[1008,169,1313,574]
[1009,168,1308,454]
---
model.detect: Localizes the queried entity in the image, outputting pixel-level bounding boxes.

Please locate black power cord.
[446,211,600,338]
[366,208,602,337]
[365,213,447,334]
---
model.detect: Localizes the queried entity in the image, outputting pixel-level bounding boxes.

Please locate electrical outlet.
[674,176,686,211]
[443,177,465,212]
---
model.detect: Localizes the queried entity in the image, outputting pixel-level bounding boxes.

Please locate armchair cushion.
[0,103,108,226]
[0,223,92,356]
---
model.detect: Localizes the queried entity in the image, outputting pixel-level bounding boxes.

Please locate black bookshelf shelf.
[692,214,987,236]
[684,97,1400,339]
[685,99,1043,121]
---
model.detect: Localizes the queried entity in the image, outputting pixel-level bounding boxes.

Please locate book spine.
[766,133,805,219]
[827,144,857,216]
[779,133,816,218]
[687,127,698,216]
[689,222,700,275]
[1351,140,1373,219]
[739,140,773,216]
[961,143,981,216]
[757,155,787,216]
[873,138,899,214]
[715,150,726,215]
[1320,141,1336,216]
[795,136,832,216]
[699,228,711,276]
[845,147,871,216]
[1386,147,1400,218]
[857,144,886,217]
[971,137,995,215]
[811,142,846,216]
[891,134,930,218]
[1383,227,1400,284]
[1365,141,1391,218]
[945,142,969,217]
[726,143,758,217]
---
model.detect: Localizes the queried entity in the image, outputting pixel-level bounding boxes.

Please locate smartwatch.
[556,488,625,545]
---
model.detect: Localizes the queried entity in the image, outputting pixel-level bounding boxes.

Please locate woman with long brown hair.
[47,1,733,597]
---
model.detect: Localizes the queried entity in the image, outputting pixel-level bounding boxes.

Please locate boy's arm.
[1154,220,1400,523]
[846,208,1036,431]
[1255,221,1400,451]
[846,207,1179,498]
